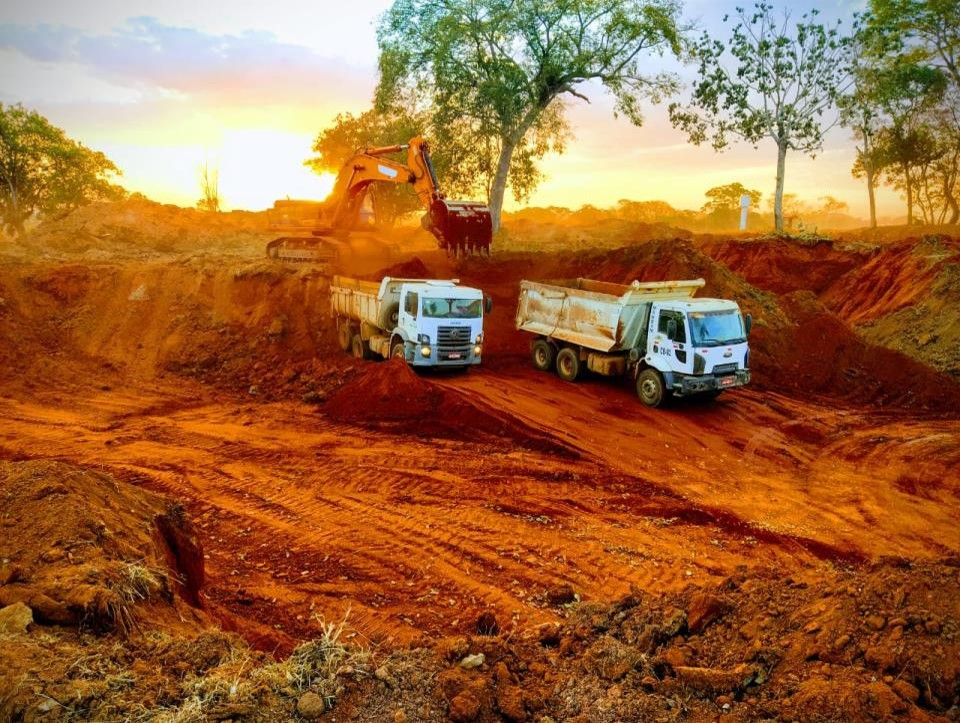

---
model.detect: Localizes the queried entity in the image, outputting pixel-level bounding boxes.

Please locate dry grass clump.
[104,561,171,634]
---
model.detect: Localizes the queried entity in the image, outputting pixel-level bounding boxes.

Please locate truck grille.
[713,363,738,375]
[437,326,472,359]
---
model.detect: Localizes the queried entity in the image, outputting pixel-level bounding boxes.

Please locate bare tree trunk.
[774,140,788,233]
[865,165,877,228]
[903,163,914,224]
[488,138,516,235]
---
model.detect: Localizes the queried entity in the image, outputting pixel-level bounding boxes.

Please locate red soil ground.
[1,200,958,720]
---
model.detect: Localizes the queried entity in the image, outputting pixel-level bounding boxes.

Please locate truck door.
[655,309,689,370]
[401,291,419,332]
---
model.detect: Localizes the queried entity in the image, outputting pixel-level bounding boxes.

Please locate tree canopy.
[669,2,853,233]
[0,103,122,237]
[702,182,761,214]
[375,0,685,232]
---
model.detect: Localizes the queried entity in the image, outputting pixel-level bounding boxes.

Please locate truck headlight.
[475,333,484,343]
[420,345,432,357]
[418,333,431,344]
[473,345,482,356]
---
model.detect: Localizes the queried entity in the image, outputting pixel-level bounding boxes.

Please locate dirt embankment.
[824,235,960,377]
[699,236,873,295]
[0,460,206,633]
[0,258,342,400]
[700,232,960,380]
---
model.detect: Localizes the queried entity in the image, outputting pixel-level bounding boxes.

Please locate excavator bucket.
[428,199,493,256]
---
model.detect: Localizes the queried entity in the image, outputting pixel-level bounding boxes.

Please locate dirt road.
[3,358,957,655]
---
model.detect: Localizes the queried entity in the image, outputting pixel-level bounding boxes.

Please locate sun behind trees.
[0,103,123,238]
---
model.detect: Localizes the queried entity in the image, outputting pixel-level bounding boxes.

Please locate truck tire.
[391,340,407,361]
[556,348,581,382]
[351,334,370,360]
[380,302,400,332]
[337,322,352,353]
[636,368,667,408]
[531,339,555,372]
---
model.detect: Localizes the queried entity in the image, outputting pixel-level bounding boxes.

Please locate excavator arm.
[267,136,492,264]
[325,137,492,256]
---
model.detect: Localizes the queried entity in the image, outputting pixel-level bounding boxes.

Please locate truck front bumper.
[671,369,750,395]
[408,345,482,368]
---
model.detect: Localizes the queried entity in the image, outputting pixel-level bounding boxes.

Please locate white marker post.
[739,194,751,231]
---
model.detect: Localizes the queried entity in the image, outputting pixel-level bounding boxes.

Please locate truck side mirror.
[667,318,677,340]
[484,295,493,314]
[745,313,753,336]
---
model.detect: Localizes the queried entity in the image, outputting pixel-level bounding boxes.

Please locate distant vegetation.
[0,103,123,237]
[196,160,221,213]
[503,190,861,234]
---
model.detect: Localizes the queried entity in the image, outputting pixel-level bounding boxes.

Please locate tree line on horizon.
[1,0,957,237]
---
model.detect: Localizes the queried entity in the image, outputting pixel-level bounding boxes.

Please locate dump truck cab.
[393,280,487,368]
[644,298,751,396]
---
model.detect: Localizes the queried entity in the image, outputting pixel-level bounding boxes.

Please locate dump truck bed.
[516,278,705,353]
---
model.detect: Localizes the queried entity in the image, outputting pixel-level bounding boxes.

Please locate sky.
[0,0,902,219]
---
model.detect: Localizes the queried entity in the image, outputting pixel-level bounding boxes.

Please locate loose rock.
[0,602,33,633]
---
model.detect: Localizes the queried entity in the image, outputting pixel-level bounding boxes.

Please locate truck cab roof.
[661,298,742,313]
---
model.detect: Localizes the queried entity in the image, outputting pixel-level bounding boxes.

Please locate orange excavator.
[266,136,492,266]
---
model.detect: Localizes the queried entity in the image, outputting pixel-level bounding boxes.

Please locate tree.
[376,0,685,233]
[196,160,220,213]
[702,182,761,214]
[307,108,428,226]
[669,2,854,233]
[817,195,849,216]
[865,0,960,224]
[871,63,947,223]
[0,103,122,237]
[870,0,959,87]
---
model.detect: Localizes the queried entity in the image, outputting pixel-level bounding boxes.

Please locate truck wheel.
[636,368,666,408]
[391,340,407,361]
[337,322,352,352]
[351,334,370,360]
[531,339,555,372]
[380,302,400,332]
[556,348,581,382]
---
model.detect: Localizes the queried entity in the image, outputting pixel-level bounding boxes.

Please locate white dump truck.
[515,278,752,407]
[330,276,490,368]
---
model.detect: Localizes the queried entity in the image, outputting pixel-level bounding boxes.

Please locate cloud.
[0,17,374,108]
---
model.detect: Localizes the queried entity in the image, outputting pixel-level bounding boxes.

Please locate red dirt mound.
[776,292,960,411]
[371,255,433,279]
[700,236,873,295]
[0,460,207,633]
[324,357,573,454]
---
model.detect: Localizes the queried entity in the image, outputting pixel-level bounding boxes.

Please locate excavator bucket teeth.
[429,199,493,256]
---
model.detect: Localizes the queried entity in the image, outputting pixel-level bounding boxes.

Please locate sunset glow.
[0,0,904,218]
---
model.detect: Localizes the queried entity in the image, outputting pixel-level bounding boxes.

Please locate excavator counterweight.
[266,137,492,268]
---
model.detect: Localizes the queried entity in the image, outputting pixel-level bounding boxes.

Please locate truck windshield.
[422,298,482,318]
[690,310,746,347]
